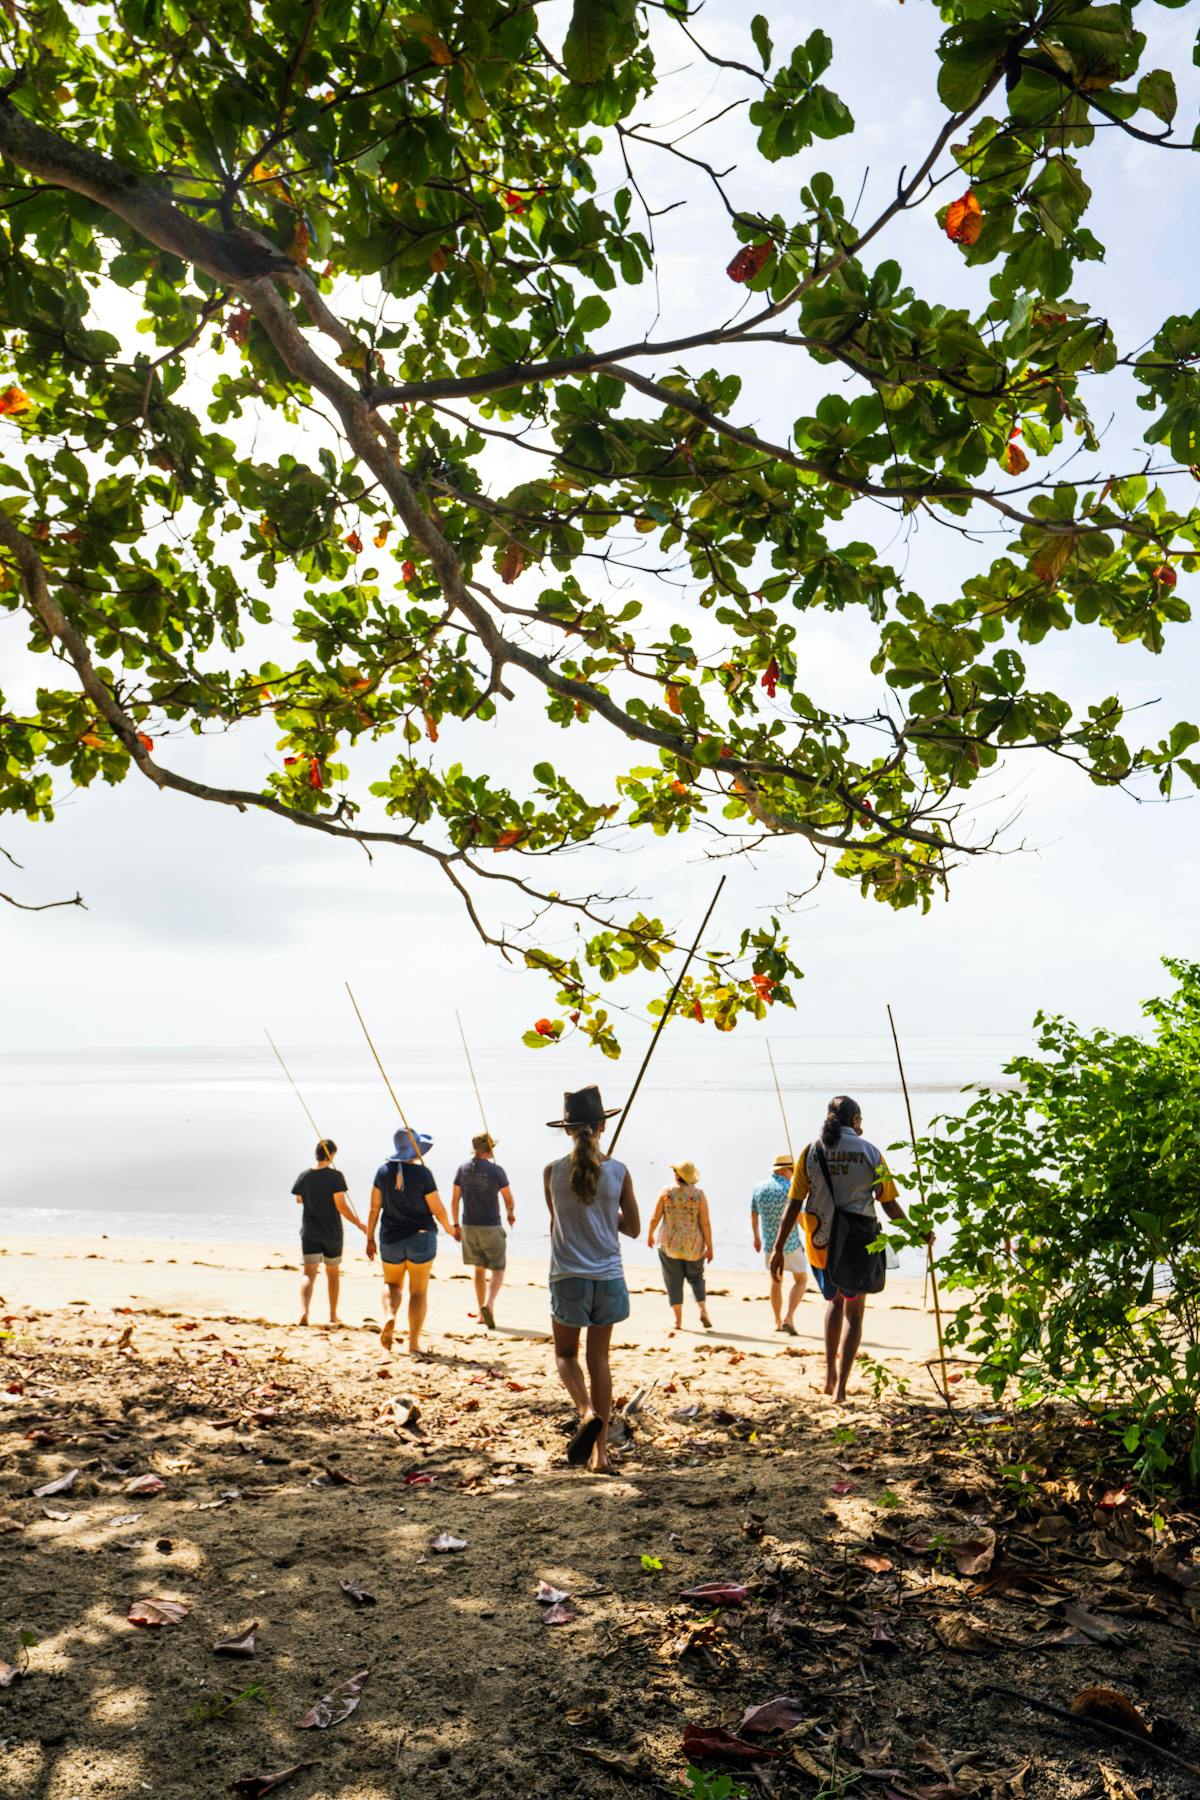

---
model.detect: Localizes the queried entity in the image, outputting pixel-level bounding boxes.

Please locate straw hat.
[672,1160,700,1185]
[773,1151,795,1171]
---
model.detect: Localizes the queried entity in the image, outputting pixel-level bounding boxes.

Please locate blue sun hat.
[387,1126,432,1163]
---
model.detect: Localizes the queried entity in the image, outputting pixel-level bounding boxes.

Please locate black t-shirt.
[292,1166,347,1239]
[374,1160,438,1239]
[453,1157,509,1228]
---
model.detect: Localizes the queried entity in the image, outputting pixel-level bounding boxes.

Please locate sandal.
[481,1304,496,1330]
[566,1415,605,1467]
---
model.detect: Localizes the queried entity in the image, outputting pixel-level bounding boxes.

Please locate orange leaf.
[344,530,363,554]
[533,1018,555,1038]
[1152,562,1177,588]
[401,560,417,584]
[691,999,704,1022]
[670,779,689,796]
[308,758,324,790]
[1004,439,1029,476]
[136,731,154,752]
[423,711,439,743]
[0,384,30,416]
[225,309,251,346]
[420,30,453,64]
[493,828,525,851]
[80,731,103,749]
[665,683,682,715]
[429,247,448,275]
[373,524,391,548]
[726,242,771,283]
[751,973,777,1004]
[500,540,527,585]
[945,190,982,246]
[287,221,310,267]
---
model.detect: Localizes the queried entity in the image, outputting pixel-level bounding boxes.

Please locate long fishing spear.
[609,876,725,1155]
[886,1003,951,1403]
[455,1010,493,1144]
[345,982,428,1165]
[265,1028,327,1146]
[766,1039,794,1163]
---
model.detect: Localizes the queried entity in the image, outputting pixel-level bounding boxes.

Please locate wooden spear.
[609,876,725,1155]
[765,1039,794,1163]
[886,1003,951,1402]
[265,1028,326,1147]
[455,1010,493,1144]
[345,982,428,1166]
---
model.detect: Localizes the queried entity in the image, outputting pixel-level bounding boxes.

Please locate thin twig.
[984,1685,1200,1781]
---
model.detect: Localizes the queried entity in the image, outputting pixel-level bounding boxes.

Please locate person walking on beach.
[646,1160,713,1332]
[366,1127,459,1355]
[771,1095,914,1402]
[544,1086,639,1472]
[451,1133,516,1330]
[291,1140,368,1327]
[752,1153,808,1335]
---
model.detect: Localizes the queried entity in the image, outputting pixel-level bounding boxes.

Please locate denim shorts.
[380,1228,437,1270]
[550,1275,630,1329]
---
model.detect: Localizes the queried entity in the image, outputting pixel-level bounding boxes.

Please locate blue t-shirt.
[374,1160,437,1240]
[751,1173,801,1254]
[453,1157,509,1228]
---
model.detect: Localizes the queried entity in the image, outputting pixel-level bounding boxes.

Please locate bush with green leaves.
[914,958,1200,1484]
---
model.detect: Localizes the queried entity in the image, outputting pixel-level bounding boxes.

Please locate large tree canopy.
[0,0,1198,1049]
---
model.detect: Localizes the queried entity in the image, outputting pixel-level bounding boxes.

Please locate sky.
[1,0,1198,1097]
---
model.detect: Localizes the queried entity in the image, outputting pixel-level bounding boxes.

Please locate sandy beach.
[3,1233,1193,1800]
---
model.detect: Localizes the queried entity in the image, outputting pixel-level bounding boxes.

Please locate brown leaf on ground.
[679,1582,749,1608]
[310,1464,358,1488]
[1098,1762,1140,1800]
[1060,1602,1133,1646]
[860,1553,893,1574]
[949,1528,996,1576]
[296,1667,368,1729]
[31,1469,78,1498]
[1070,1686,1151,1739]
[213,1625,257,1657]
[0,1660,22,1688]
[933,1615,997,1654]
[128,1597,189,1627]
[682,1723,780,1764]
[431,1532,467,1553]
[536,1581,569,1605]
[227,1764,314,1798]
[0,1517,23,1533]
[339,1580,376,1607]
[125,1473,166,1495]
[541,1600,577,1625]
[738,1696,806,1736]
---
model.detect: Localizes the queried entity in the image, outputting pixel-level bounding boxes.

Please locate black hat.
[546,1084,622,1129]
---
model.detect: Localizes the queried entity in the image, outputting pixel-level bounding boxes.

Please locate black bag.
[814,1144,887,1296]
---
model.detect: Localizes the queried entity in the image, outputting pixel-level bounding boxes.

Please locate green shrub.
[913,958,1200,1485]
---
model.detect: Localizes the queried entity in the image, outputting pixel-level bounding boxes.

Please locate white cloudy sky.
[2,0,1198,1083]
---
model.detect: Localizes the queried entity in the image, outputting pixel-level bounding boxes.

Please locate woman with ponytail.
[544,1086,640,1471]
[770,1094,914,1402]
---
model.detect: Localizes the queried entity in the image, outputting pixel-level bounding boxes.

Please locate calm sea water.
[0,1033,1013,1277]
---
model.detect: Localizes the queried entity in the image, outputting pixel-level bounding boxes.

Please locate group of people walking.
[289,1086,919,1473]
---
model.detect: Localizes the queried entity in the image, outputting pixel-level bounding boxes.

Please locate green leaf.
[750,14,772,70]
[1137,68,1177,124]
[562,0,636,85]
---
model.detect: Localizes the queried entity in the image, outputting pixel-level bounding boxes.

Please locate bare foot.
[699,1309,712,1330]
[380,1318,395,1351]
[297,1316,310,1327]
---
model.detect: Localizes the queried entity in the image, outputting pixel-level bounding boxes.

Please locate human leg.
[685,1258,711,1327]
[485,1266,505,1315]
[552,1319,591,1414]
[769,1275,783,1328]
[324,1261,341,1324]
[835,1295,866,1401]
[406,1259,433,1353]
[823,1297,844,1394]
[785,1268,807,1326]
[472,1265,486,1313]
[299,1262,318,1324]
[380,1260,406,1350]
[584,1324,615,1471]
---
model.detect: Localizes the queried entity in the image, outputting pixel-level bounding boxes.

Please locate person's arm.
[543,1162,554,1223]
[500,1184,516,1227]
[770,1162,810,1279]
[617,1169,640,1239]
[425,1185,458,1238]
[451,1183,463,1231]
[699,1193,714,1262]
[334,1189,367,1234]
[751,1196,762,1253]
[646,1192,666,1248]
[366,1185,382,1261]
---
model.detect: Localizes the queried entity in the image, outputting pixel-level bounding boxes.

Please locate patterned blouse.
[656,1182,707,1261]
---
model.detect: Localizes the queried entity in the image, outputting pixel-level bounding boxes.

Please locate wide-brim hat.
[387,1126,433,1163]
[546,1084,621,1129]
[773,1151,795,1171]
[672,1160,700,1185]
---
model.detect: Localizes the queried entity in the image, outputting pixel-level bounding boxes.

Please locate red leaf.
[691,1000,704,1022]
[678,1582,749,1608]
[310,1463,357,1488]
[945,189,982,245]
[1152,562,1177,587]
[751,973,776,1005]
[761,657,779,699]
[1004,437,1029,476]
[403,1472,437,1486]
[224,309,251,346]
[738,1696,806,1736]
[344,529,362,554]
[296,1667,369,1729]
[726,242,771,284]
[308,758,324,790]
[129,1597,190,1627]
[533,1018,555,1038]
[493,828,525,851]
[136,731,154,752]
[681,1724,780,1764]
[401,560,417,583]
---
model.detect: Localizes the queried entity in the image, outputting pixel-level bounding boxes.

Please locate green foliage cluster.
[0,0,1197,1041]
[914,959,1200,1485]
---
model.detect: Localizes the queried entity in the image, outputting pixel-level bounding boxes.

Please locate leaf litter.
[296,1667,368,1729]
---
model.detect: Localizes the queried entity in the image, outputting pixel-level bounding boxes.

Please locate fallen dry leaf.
[310,1463,358,1488]
[296,1667,368,1729]
[41,1507,74,1523]
[128,1597,189,1627]
[682,1723,780,1765]
[949,1528,996,1576]
[0,1660,22,1688]
[679,1583,749,1608]
[933,1615,996,1654]
[0,1517,23,1534]
[541,1601,577,1626]
[32,1469,78,1498]
[431,1533,467,1554]
[227,1764,314,1798]
[1070,1685,1151,1739]
[213,1625,257,1658]
[536,1581,569,1605]
[125,1474,166,1496]
[739,1696,806,1736]
[339,1580,376,1607]
[1060,1602,1132,1647]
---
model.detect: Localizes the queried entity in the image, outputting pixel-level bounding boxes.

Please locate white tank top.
[549,1154,626,1281]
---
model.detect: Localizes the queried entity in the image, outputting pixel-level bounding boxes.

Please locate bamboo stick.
[264,1028,326,1146]
[886,1003,951,1402]
[345,982,427,1166]
[766,1039,794,1163]
[455,1010,492,1144]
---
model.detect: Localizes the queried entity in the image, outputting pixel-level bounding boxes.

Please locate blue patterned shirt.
[751,1173,801,1255]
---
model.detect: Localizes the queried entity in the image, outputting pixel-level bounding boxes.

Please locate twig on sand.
[984,1684,1200,1780]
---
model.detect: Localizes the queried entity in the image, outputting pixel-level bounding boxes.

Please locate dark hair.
[821,1096,859,1148]
[568,1125,603,1205]
[316,1139,337,1162]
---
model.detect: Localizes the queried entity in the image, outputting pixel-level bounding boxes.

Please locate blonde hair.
[568,1125,603,1205]
[472,1133,494,1155]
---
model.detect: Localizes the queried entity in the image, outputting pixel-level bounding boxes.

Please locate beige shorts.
[766,1248,808,1278]
[461,1225,507,1272]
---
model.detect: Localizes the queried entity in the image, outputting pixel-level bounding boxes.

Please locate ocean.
[0,1032,1014,1278]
